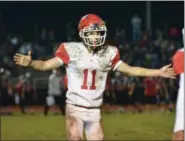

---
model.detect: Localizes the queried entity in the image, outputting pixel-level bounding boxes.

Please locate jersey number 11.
[81,69,96,90]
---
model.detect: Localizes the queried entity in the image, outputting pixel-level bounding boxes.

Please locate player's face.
[85,31,103,47]
[80,24,107,48]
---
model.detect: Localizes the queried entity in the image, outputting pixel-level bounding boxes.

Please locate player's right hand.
[14,51,32,67]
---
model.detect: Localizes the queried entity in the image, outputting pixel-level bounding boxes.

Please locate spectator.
[143,77,158,112]
[15,75,26,114]
[39,28,48,46]
[111,72,128,112]
[0,70,13,115]
[103,73,114,105]
[168,27,180,41]
[156,78,168,112]
[168,78,179,112]
[19,43,32,55]
[24,72,35,113]
[128,77,143,113]
[131,14,142,42]
[140,32,149,47]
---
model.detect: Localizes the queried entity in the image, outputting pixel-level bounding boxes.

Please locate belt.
[72,104,100,109]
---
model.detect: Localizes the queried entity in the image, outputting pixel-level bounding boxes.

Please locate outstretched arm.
[115,61,176,79]
[29,58,62,71]
[14,51,63,71]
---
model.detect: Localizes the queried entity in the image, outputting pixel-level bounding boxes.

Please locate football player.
[172,28,184,141]
[14,14,176,140]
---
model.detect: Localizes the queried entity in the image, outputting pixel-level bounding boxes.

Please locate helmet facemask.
[79,23,107,48]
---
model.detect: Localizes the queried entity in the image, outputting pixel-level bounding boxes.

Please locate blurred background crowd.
[0,1,184,115]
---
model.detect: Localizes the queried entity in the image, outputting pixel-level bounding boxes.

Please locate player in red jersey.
[172,28,184,141]
[14,14,176,140]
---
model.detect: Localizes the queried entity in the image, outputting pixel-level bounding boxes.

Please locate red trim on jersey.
[55,44,70,65]
[173,50,184,75]
[111,49,120,68]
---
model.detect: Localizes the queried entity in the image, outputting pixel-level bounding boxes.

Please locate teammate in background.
[44,69,65,116]
[172,28,184,141]
[14,14,176,140]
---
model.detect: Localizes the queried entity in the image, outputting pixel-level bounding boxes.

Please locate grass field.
[1,111,175,140]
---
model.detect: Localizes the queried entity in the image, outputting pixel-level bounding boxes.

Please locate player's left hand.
[159,64,176,79]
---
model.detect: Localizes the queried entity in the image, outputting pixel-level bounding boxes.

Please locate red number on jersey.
[81,69,97,90]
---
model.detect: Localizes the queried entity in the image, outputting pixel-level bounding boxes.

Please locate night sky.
[0,1,184,41]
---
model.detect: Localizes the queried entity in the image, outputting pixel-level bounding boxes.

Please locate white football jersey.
[55,42,121,107]
[173,48,184,89]
[172,48,184,132]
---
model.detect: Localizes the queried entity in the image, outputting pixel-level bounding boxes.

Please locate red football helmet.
[78,14,107,48]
